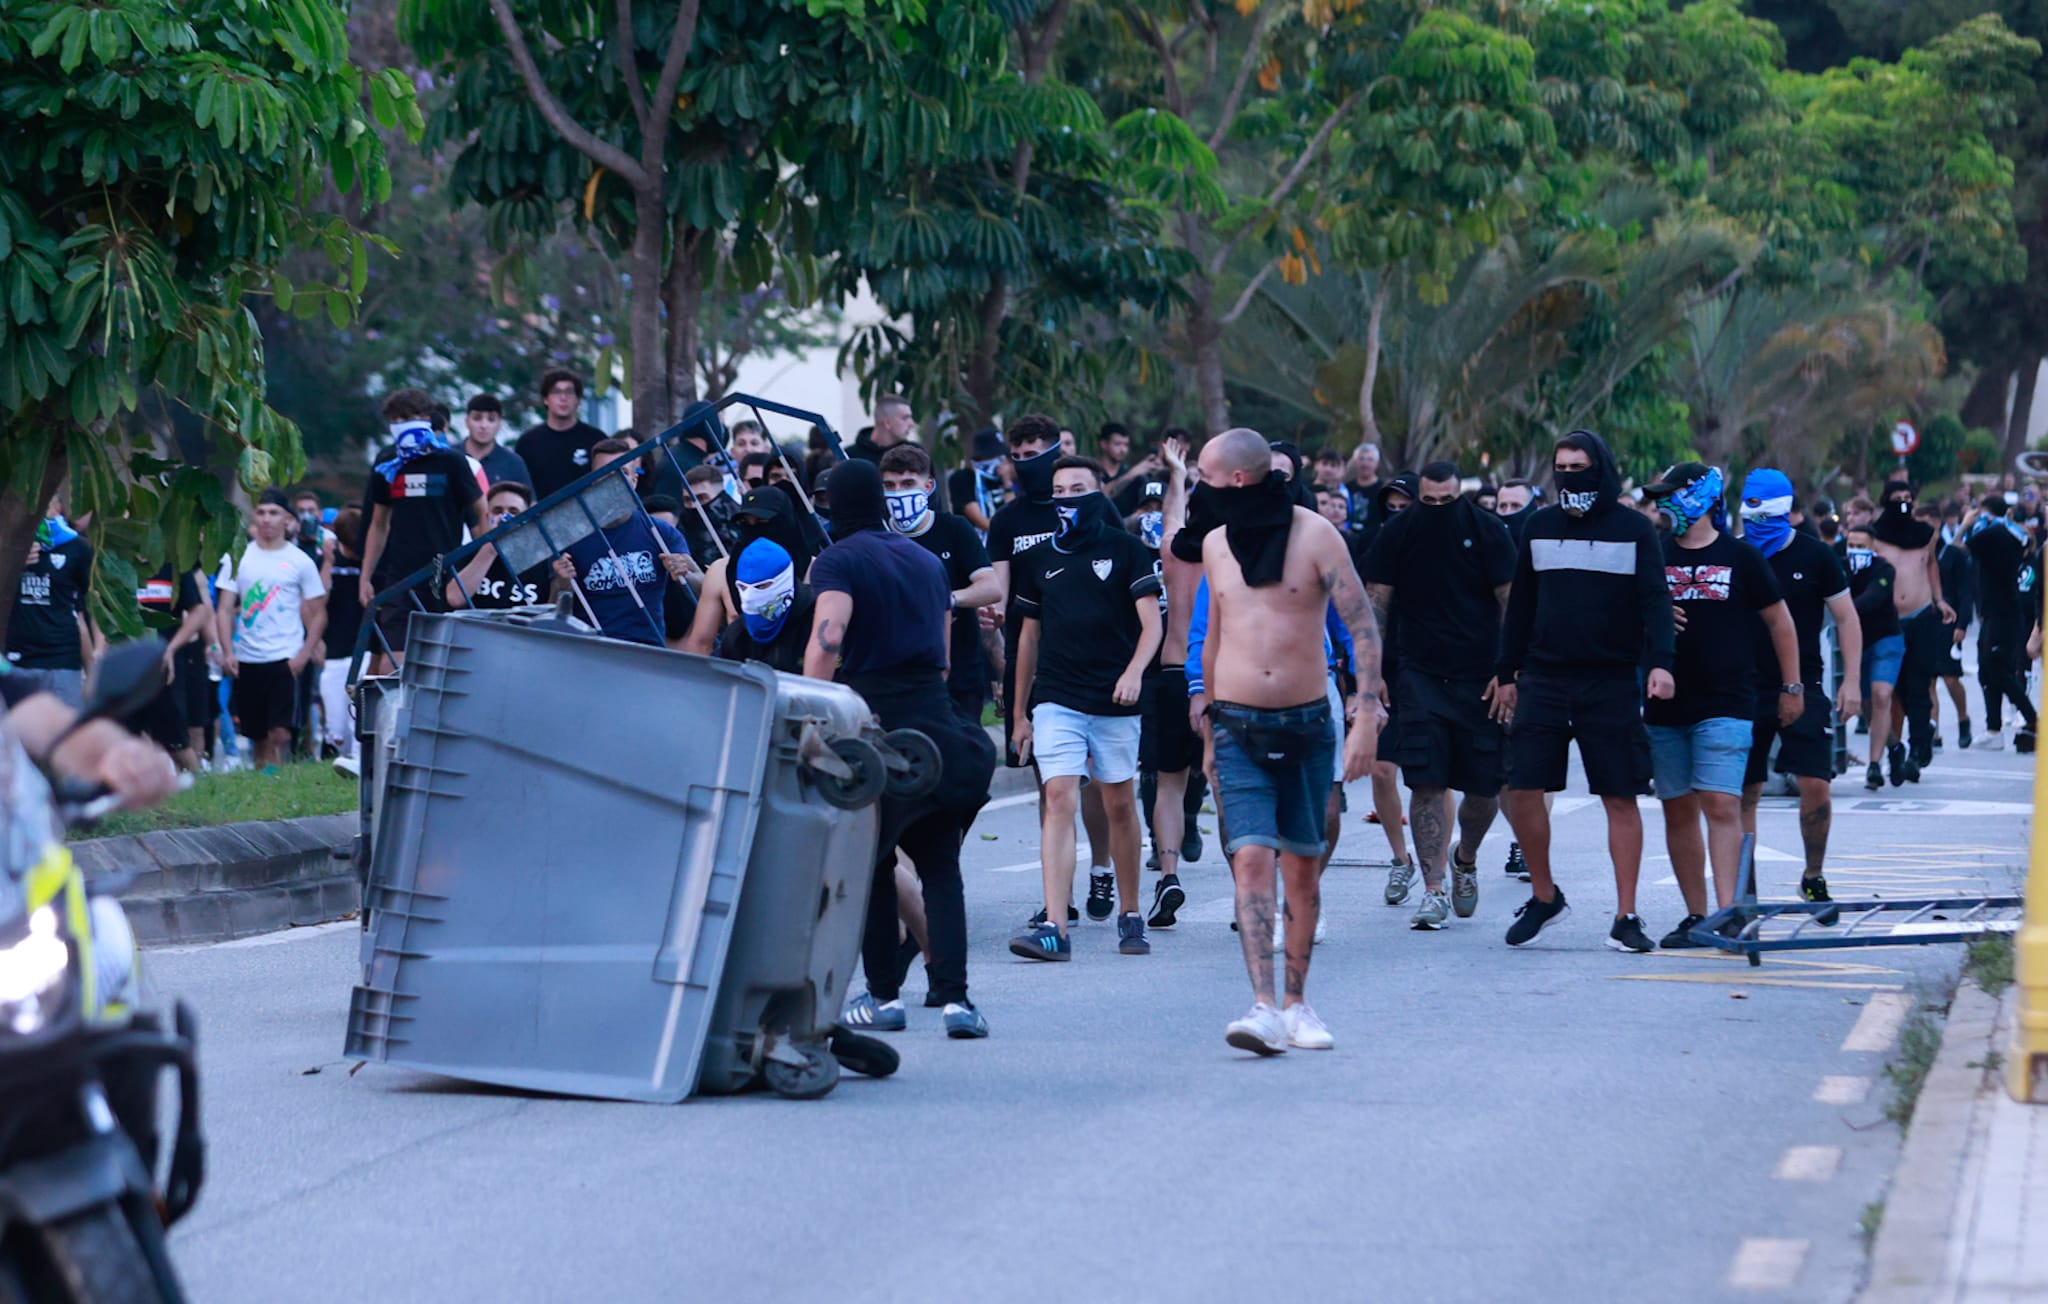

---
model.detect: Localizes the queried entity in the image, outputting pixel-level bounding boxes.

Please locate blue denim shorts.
[1648,717,1754,799]
[1209,698,1337,859]
[1862,633,1905,690]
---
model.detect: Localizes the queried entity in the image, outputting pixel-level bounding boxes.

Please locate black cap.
[735,488,787,521]
[971,428,1005,460]
[1140,480,1165,503]
[1640,461,1714,500]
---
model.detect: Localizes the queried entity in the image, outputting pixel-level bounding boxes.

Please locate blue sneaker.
[943,1002,988,1039]
[842,992,906,1031]
[1117,911,1150,955]
[1008,922,1071,962]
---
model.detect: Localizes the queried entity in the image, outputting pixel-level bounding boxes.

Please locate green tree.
[0,0,408,640]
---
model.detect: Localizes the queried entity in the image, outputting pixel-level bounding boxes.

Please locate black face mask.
[1012,446,1059,503]
[1554,466,1602,514]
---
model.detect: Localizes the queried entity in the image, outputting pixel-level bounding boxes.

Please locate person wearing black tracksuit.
[1491,429,1676,953]
[1966,497,2038,750]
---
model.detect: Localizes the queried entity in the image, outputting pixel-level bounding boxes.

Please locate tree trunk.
[629,186,671,433]
[1357,276,1389,449]
[965,271,1008,431]
[1962,364,2012,435]
[663,224,703,420]
[2002,352,2042,471]
[0,436,69,652]
[1186,284,1229,437]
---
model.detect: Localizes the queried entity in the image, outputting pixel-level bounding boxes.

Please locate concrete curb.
[74,813,361,948]
[1859,979,2005,1304]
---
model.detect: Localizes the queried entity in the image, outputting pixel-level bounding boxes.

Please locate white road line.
[151,920,357,955]
[1772,1145,1842,1182]
[1812,1075,1872,1105]
[982,792,1038,812]
[1842,992,1914,1053]
[1727,1238,1808,1290]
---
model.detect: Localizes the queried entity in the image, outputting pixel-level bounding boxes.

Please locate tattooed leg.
[1231,844,1278,1005]
[1455,792,1501,865]
[1411,785,1449,889]
[1796,776,1832,878]
[1278,851,1322,1006]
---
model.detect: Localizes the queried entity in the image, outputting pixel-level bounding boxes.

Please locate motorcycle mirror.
[77,640,167,726]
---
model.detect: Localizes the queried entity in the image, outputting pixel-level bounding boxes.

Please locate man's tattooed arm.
[803,590,853,681]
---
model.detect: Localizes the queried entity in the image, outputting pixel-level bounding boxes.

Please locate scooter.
[0,643,205,1302]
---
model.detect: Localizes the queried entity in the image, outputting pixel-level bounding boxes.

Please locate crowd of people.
[12,367,2046,1058]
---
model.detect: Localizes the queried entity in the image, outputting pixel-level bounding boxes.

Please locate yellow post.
[2011,662,2048,1104]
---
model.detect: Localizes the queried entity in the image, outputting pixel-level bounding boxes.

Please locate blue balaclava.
[735,539,796,641]
[1739,468,1796,557]
[1661,465,1725,536]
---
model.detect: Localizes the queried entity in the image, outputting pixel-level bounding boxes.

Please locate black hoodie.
[1497,431,1674,682]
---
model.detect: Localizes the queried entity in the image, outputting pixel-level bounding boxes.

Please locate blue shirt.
[566,515,690,646]
[809,528,951,677]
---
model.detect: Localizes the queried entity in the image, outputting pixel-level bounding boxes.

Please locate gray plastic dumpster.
[343,609,916,1101]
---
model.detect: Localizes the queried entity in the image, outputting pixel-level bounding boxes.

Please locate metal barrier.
[347,392,842,678]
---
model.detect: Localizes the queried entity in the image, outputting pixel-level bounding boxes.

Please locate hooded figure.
[1011,444,1061,505]
[1169,471,1296,587]
[1740,468,1797,557]
[824,458,887,539]
[1872,480,1934,551]
[717,538,814,673]
[1268,440,1320,511]
[1550,429,1624,517]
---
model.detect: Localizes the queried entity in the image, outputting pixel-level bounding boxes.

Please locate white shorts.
[1032,703,1141,784]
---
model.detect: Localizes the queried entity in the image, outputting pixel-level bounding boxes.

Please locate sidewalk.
[1864,983,2048,1302]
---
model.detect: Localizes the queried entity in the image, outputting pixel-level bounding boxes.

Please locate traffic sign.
[1890,421,1918,456]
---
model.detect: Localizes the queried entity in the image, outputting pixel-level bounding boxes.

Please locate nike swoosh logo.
[1046,568,1064,578]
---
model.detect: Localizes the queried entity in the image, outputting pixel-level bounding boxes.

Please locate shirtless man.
[1182,428,1379,1056]
[1868,479,1955,778]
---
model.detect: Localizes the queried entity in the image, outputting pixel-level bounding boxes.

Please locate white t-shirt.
[220,541,326,664]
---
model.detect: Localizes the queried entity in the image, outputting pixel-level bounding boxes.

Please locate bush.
[1959,427,2002,474]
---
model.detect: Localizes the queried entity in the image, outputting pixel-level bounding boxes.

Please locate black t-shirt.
[370,449,484,585]
[326,556,364,657]
[1010,531,1162,717]
[1752,531,1847,694]
[8,536,93,670]
[467,555,550,610]
[986,498,1061,649]
[472,443,533,488]
[1363,504,1517,681]
[1851,554,1901,642]
[808,528,951,677]
[138,566,205,652]
[715,586,817,676]
[904,513,992,692]
[514,420,607,500]
[1646,531,1781,727]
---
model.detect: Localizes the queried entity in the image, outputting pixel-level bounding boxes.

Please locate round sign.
[1890,421,1919,456]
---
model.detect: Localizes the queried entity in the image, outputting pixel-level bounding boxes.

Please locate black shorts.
[1745,684,1833,784]
[1504,672,1650,797]
[174,644,215,729]
[1140,666,1202,774]
[135,657,189,754]
[230,660,300,738]
[1391,669,1503,794]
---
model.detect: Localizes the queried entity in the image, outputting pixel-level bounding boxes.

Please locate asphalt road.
[148,717,2032,1303]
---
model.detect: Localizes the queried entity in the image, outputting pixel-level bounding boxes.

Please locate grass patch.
[1963,933,2016,997]
[1882,1002,1948,1131]
[87,763,357,839]
[1859,1199,1885,1252]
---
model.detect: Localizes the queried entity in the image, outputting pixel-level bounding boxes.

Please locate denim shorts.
[1031,702,1141,784]
[1209,698,1337,859]
[1863,633,1905,689]
[1648,717,1754,799]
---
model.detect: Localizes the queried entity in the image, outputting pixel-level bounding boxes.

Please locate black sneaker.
[1606,913,1654,953]
[1085,871,1116,921]
[1865,761,1883,791]
[1028,905,1080,929]
[1800,874,1842,926]
[1854,716,1870,735]
[1504,841,1529,880]
[2017,728,2037,754]
[1147,873,1186,930]
[1887,743,1911,787]
[1958,719,1973,750]
[1505,888,1569,947]
[1117,911,1150,955]
[1660,913,1708,948]
[1181,818,1203,865]
[1911,740,1933,770]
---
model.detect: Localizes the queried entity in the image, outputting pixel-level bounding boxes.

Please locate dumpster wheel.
[763,1043,841,1100]
[810,737,887,810]
[881,729,942,800]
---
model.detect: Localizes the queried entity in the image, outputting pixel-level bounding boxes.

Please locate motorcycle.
[0,643,205,1303]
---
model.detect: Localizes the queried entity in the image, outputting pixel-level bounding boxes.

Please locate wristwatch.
[1780,683,1803,696]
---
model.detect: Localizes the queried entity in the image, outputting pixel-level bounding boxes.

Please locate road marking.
[1772,1145,1842,1181]
[1614,974,1905,992]
[1727,1238,1808,1289]
[152,919,356,954]
[1842,992,1913,1052]
[1813,1075,1871,1105]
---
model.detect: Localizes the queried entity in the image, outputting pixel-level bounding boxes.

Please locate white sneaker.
[1282,1002,1335,1050]
[1974,732,2007,751]
[1225,1002,1287,1056]
[334,753,362,779]
[1314,911,1328,946]
[1273,901,1328,947]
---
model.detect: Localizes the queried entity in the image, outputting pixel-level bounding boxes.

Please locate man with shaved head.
[1173,427,1380,1056]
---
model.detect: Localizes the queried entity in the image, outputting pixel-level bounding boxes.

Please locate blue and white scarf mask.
[735,539,797,641]
[1738,468,1795,556]
[884,488,931,533]
[374,420,447,482]
[1660,466,1724,536]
